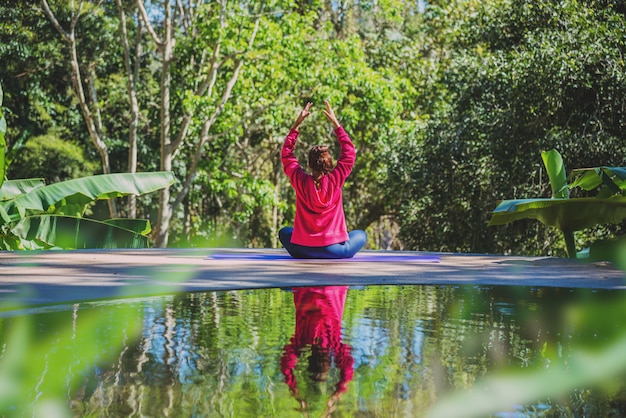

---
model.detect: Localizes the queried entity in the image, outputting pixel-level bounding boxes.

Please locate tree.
[0,78,174,250]
[135,0,264,247]
[41,0,117,216]
[390,0,626,255]
[114,0,143,218]
[0,1,86,167]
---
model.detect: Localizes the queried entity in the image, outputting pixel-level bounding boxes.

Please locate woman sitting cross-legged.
[279,101,367,259]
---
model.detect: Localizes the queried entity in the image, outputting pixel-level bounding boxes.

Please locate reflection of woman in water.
[281,286,354,415]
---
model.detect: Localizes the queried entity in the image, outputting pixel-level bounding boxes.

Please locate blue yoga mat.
[206,252,440,263]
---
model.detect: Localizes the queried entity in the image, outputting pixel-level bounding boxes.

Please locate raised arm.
[327,101,355,184]
[283,104,311,187]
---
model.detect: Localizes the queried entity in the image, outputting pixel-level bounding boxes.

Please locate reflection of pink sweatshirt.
[280,286,354,394]
[281,127,356,247]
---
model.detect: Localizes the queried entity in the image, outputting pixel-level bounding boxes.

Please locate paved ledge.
[0,248,624,310]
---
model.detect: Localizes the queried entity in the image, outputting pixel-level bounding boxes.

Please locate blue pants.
[279,227,367,259]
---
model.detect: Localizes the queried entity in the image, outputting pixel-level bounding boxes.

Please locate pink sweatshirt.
[280,286,354,395]
[281,126,356,247]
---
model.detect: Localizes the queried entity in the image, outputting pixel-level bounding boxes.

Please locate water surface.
[1,285,626,417]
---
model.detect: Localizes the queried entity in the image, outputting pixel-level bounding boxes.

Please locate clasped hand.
[292,101,340,130]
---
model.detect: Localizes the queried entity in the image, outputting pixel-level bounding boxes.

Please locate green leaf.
[10,215,151,249]
[541,149,569,198]
[102,218,152,236]
[2,172,176,219]
[0,203,10,224]
[0,179,46,201]
[488,196,626,232]
[569,166,626,193]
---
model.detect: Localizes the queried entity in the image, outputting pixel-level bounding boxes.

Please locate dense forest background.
[1,0,625,255]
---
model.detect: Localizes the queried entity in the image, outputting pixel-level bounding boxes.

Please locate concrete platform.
[0,248,624,310]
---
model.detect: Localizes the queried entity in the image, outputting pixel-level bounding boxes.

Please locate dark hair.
[308,145,333,178]
[307,345,331,382]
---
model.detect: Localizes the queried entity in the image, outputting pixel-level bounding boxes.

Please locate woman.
[279,101,367,259]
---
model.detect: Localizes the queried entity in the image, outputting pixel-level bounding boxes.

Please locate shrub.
[8,133,97,183]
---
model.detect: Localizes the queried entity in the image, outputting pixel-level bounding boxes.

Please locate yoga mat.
[206,252,440,263]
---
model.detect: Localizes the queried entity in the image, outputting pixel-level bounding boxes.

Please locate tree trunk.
[272,181,279,249]
[155,0,173,247]
[137,0,174,247]
[41,0,117,218]
[137,0,260,247]
[116,0,142,218]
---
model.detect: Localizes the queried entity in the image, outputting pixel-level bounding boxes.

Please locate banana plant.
[488,149,626,258]
[569,166,626,196]
[0,172,176,250]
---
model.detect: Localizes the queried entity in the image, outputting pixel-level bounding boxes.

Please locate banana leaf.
[541,149,569,198]
[10,215,151,249]
[488,196,626,232]
[102,218,151,236]
[0,179,46,201]
[568,166,626,193]
[489,150,626,258]
[1,172,176,221]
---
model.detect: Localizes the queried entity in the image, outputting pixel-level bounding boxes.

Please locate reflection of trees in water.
[71,290,297,416]
[62,286,626,417]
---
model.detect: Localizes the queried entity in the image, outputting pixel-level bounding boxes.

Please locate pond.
[1,284,626,417]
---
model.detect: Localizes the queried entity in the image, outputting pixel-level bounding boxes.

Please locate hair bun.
[308,145,334,174]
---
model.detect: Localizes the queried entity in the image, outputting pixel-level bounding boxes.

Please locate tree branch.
[136,0,163,49]
[41,0,71,42]
[70,0,85,32]
[176,0,190,33]
[41,0,116,216]
[115,0,142,217]
[170,13,262,215]
[170,0,226,154]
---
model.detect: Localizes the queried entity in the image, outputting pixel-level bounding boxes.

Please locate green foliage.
[0,1,83,147]
[0,179,45,200]
[0,80,176,250]
[541,149,569,198]
[3,0,626,251]
[489,196,626,233]
[489,149,626,258]
[569,166,626,195]
[392,0,626,255]
[0,170,175,249]
[8,133,98,183]
[11,215,152,249]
